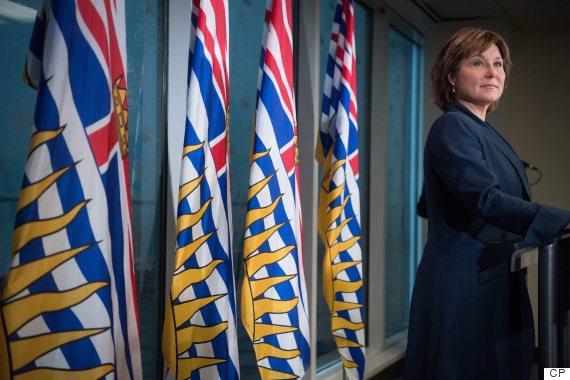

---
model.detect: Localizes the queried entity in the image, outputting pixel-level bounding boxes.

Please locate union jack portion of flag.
[1,1,142,379]
[240,0,310,378]
[162,1,239,379]
[317,0,366,378]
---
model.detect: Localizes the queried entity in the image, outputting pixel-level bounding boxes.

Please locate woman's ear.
[447,73,455,86]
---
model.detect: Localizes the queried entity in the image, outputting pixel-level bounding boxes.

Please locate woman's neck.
[456,99,488,121]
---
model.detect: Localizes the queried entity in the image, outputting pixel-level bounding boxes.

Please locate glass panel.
[317,0,372,368]
[385,26,421,338]
[126,1,166,378]
[0,1,36,279]
[228,1,266,378]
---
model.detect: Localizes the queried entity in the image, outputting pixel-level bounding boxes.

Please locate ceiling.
[2,0,569,28]
[412,0,570,28]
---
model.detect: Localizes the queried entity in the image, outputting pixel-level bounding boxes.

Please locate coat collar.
[444,101,532,200]
[444,101,486,125]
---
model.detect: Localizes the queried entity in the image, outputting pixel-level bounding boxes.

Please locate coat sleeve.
[426,114,570,247]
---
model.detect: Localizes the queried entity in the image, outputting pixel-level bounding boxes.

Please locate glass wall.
[385,26,422,338]
[0,1,36,279]
[317,0,372,368]
[227,1,266,378]
[126,0,167,378]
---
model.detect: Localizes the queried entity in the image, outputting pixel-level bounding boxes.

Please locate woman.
[405,27,570,379]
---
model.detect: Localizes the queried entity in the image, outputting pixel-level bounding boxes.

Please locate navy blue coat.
[405,102,570,380]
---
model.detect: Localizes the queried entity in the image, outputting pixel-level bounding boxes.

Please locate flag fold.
[1,1,142,379]
[162,1,240,379]
[317,1,366,379]
[240,0,311,378]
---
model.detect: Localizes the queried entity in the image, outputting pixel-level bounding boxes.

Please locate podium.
[511,233,570,377]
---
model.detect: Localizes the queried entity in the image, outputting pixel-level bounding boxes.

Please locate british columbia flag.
[0,1,142,379]
[317,0,366,379]
[162,1,239,379]
[240,0,310,378]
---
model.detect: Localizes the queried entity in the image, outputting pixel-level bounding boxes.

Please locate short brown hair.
[431,27,512,111]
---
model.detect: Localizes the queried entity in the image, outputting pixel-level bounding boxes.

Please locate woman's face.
[449,43,506,113]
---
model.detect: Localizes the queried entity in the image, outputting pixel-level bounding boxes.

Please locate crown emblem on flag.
[112,75,129,158]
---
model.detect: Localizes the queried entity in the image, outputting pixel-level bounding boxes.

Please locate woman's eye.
[473,60,483,66]
[494,61,504,67]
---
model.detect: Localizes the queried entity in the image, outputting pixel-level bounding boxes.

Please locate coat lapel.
[484,128,532,199]
[445,102,532,200]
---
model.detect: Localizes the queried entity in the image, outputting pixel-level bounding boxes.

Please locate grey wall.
[506,25,570,210]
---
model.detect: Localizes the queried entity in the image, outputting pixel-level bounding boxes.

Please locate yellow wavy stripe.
[178,174,204,204]
[323,243,336,307]
[245,246,294,275]
[332,261,360,278]
[254,323,297,341]
[12,201,88,253]
[4,282,107,335]
[249,149,270,166]
[327,195,351,229]
[178,357,226,379]
[258,366,298,379]
[182,143,204,157]
[0,309,8,379]
[245,194,283,229]
[325,217,352,246]
[177,322,228,354]
[10,328,107,371]
[340,355,359,368]
[315,132,326,165]
[17,166,73,212]
[331,316,364,332]
[249,275,296,299]
[333,300,362,313]
[176,198,212,233]
[322,159,346,190]
[318,189,345,239]
[318,148,335,184]
[329,236,360,262]
[319,183,344,214]
[319,170,331,189]
[254,342,300,360]
[171,259,223,300]
[333,279,363,294]
[172,294,225,329]
[2,244,92,299]
[333,335,362,349]
[29,127,65,154]
[240,272,254,340]
[254,298,298,320]
[14,364,114,380]
[247,173,275,201]
[162,298,177,373]
[243,223,286,260]
[174,232,215,271]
